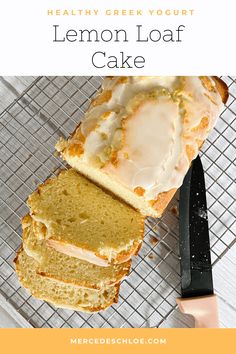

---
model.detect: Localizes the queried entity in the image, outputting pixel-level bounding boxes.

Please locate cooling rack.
[0,76,235,328]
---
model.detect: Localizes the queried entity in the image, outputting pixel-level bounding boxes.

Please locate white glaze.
[76,77,223,199]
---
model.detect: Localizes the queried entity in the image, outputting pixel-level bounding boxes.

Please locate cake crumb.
[171,205,179,216]
[150,235,158,246]
[148,252,155,260]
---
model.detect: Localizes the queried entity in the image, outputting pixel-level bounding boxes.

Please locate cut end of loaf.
[57,153,161,218]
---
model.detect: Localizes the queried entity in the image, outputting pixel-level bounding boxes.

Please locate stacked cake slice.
[15,169,144,311]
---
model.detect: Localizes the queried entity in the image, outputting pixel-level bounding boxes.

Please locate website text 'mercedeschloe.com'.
[70,337,167,345]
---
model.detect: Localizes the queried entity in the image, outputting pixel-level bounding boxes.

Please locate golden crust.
[115,240,142,263]
[212,76,229,104]
[191,116,209,133]
[13,245,23,265]
[21,214,32,229]
[200,76,217,93]
[67,143,84,157]
[91,90,112,107]
[150,189,177,217]
[185,145,196,162]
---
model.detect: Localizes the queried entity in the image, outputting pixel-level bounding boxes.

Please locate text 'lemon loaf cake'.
[27,169,144,266]
[56,76,228,217]
[14,248,119,312]
[22,214,131,290]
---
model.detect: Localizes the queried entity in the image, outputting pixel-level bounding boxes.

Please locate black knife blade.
[179,155,213,298]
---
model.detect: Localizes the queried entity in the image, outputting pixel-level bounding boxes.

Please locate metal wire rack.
[0,76,235,328]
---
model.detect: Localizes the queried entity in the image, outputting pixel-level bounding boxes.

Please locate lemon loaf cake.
[56,76,228,217]
[22,215,131,290]
[27,169,144,266]
[14,248,119,312]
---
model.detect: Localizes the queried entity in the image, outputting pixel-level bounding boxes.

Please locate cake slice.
[27,169,144,266]
[22,214,131,290]
[14,248,119,312]
[56,76,228,217]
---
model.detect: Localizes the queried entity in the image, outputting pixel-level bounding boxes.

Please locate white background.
[0,0,235,75]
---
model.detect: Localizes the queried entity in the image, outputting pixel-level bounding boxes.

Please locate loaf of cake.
[14,248,120,312]
[56,76,228,217]
[14,76,228,313]
[22,214,131,290]
[27,169,144,266]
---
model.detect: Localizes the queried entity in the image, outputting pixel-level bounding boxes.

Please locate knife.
[176,155,219,328]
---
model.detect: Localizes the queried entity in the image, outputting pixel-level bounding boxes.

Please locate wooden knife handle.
[176,294,219,328]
